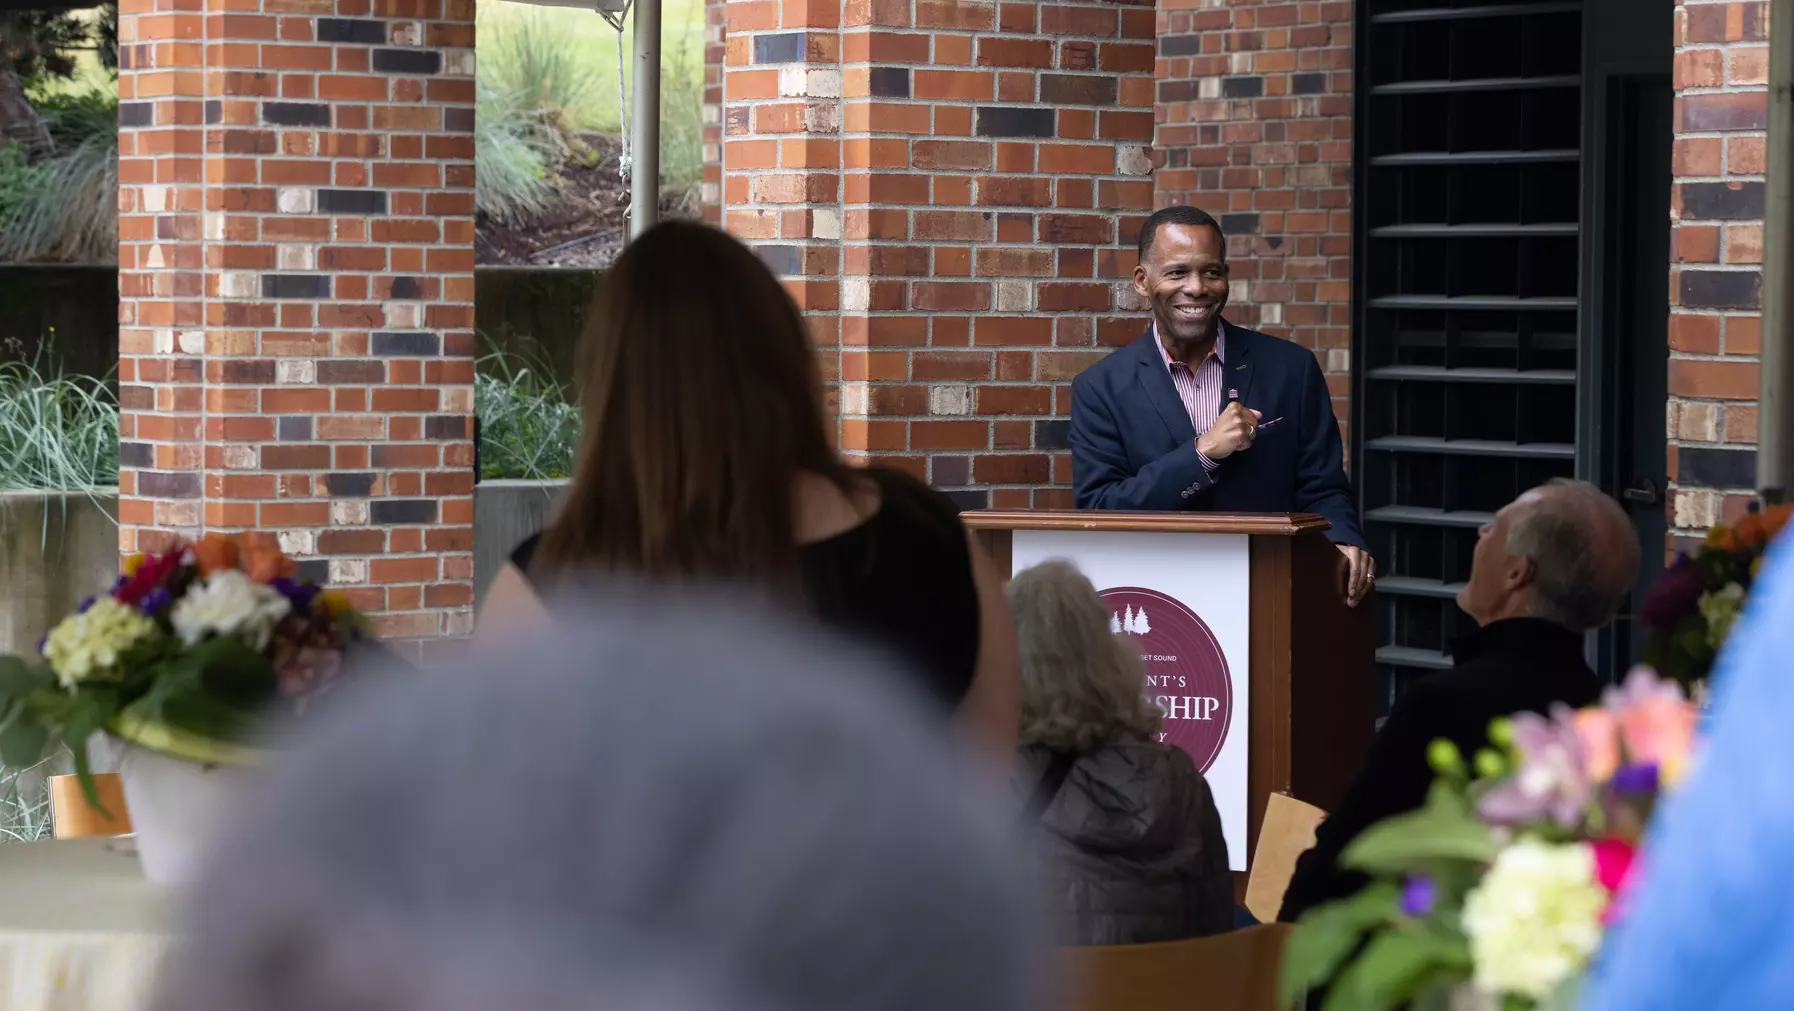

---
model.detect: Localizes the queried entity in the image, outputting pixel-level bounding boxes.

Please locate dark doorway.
[1590,77,1672,672]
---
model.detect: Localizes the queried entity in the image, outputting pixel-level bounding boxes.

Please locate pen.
[1256,416,1285,430]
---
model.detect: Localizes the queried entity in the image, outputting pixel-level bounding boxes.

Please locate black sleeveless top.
[508,468,981,707]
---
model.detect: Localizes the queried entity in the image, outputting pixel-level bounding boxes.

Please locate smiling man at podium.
[1068,206,1374,606]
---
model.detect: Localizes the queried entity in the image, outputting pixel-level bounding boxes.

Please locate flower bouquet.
[1280,668,1700,1011]
[1641,501,1791,689]
[0,533,371,879]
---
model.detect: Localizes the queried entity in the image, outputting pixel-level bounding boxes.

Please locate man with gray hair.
[1279,479,1639,922]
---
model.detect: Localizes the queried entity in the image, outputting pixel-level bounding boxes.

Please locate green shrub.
[475,81,557,224]
[0,91,118,265]
[476,344,580,481]
[0,338,118,492]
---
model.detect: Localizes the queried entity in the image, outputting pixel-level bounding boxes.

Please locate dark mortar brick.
[118,102,153,127]
[1293,72,1327,95]
[755,244,801,276]
[869,66,910,98]
[944,489,988,513]
[370,498,438,525]
[220,359,276,384]
[1220,212,1260,235]
[294,559,330,586]
[445,107,474,132]
[975,107,1056,138]
[262,101,331,126]
[370,332,440,356]
[138,472,201,499]
[316,360,386,384]
[262,274,330,299]
[424,415,468,439]
[277,416,312,441]
[1679,181,1765,220]
[1222,76,1265,98]
[388,276,422,299]
[1680,270,1762,310]
[119,442,153,468]
[753,32,805,64]
[324,472,377,497]
[1678,446,1757,488]
[1039,74,1117,106]
[1034,420,1072,450]
[316,18,387,44]
[1157,80,1199,103]
[932,455,970,485]
[1158,35,1201,56]
[317,189,387,214]
[203,99,221,124]
[372,48,441,74]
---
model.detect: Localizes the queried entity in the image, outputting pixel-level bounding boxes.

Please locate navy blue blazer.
[1068,322,1367,550]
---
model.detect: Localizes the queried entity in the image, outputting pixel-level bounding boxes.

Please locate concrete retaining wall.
[0,482,568,652]
[0,492,119,656]
[474,479,568,606]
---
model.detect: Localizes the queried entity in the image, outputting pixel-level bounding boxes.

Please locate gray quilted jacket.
[1017,738,1233,946]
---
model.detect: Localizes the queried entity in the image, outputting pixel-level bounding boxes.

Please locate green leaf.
[1342,785,1499,873]
[0,655,54,697]
[1323,928,1475,1011]
[60,688,119,812]
[0,719,48,768]
[1280,882,1401,1006]
[188,635,277,707]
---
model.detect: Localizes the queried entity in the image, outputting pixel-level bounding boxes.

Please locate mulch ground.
[475,132,696,269]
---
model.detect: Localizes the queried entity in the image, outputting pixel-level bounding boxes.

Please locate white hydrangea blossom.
[1462,839,1607,1001]
[43,599,161,689]
[170,569,292,651]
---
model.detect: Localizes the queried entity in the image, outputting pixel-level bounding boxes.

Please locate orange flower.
[1735,512,1769,547]
[1706,524,1735,551]
[1762,503,1793,539]
[191,533,240,576]
[241,539,295,582]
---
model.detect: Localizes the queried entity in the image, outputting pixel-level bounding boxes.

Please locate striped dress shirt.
[1154,323,1227,474]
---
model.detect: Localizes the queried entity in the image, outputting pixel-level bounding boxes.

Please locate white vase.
[115,744,244,885]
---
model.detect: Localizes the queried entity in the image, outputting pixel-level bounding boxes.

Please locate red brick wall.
[720,0,1159,508]
[1154,0,1355,440]
[117,0,476,642]
[703,0,727,225]
[1668,0,1768,538]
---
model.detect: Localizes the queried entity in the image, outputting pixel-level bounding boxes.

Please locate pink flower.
[1573,707,1620,784]
[1591,837,1639,924]
[1477,705,1592,828]
[1603,669,1698,786]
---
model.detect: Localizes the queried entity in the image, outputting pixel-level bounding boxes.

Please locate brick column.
[722,0,1157,508]
[1668,0,1769,544]
[1154,0,1355,445]
[117,0,476,642]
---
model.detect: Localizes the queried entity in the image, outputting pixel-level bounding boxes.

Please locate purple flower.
[34,634,46,655]
[1611,762,1660,793]
[1476,705,1593,828]
[77,596,95,614]
[268,577,321,612]
[137,586,172,616]
[1399,874,1436,916]
[1640,557,1707,630]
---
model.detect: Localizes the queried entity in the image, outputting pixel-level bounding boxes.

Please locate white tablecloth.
[0,838,166,1011]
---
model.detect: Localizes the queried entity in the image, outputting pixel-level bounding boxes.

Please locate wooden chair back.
[1244,793,1326,924]
[1060,924,1294,1011]
[49,773,133,839]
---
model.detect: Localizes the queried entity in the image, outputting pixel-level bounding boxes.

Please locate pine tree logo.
[1111,605,1152,636]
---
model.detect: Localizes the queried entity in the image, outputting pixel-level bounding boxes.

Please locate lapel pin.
[1235,364,1247,370]
[1228,388,1238,399]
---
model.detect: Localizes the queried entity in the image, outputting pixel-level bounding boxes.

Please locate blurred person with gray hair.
[1008,559,1233,945]
[1280,478,1640,922]
[149,587,1044,1011]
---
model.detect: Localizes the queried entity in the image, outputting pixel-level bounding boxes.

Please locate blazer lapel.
[1133,330,1198,445]
[1221,319,1255,408]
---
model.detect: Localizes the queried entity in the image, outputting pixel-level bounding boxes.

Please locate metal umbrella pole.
[1762,0,1794,503]
[630,0,661,239]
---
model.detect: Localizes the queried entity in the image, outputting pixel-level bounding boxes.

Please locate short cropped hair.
[1138,205,1225,261]
[150,586,1042,1011]
[1009,559,1163,754]
[1508,478,1640,632]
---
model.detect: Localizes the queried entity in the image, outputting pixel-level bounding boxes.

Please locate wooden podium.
[965,510,1375,876]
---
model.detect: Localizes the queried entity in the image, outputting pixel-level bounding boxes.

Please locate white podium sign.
[1012,530,1251,871]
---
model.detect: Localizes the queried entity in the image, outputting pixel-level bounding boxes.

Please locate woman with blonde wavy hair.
[1008,559,1233,945]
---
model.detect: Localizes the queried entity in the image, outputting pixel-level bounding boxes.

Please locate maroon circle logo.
[1099,586,1233,773]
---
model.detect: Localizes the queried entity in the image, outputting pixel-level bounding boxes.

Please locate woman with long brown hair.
[478,222,1020,758]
